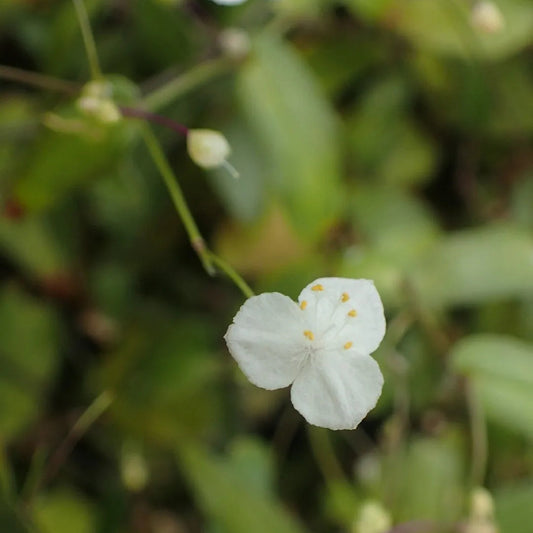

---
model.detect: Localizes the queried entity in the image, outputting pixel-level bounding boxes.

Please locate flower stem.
[31,390,113,496]
[466,380,488,487]
[307,426,346,484]
[72,0,102,79]
[142,57,233,112]
[141,125,215,275]
[0,64,78,94]
[120,106,189,136]
[207,252,255,299]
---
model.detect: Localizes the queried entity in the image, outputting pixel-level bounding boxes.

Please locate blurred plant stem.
[402,279,451,357]
[466,380,488,487]
[307,426,346,485]
[141,125,215,275]
[0,65,78,94]
[72,0,102,79]
[29,391,114,499]
[0,443,16,498]
[142,57,234,112]
[141,125,254,298]
[20,447,47,501]
[386,312,415,446]
[207,252,254,299]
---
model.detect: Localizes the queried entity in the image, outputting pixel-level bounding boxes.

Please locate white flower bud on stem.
[77,80,121,124]
[353,500,392,533]
[471,2,505,34]
[187,129,239,177]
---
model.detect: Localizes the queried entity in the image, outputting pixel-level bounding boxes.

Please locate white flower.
[224,278,386,430]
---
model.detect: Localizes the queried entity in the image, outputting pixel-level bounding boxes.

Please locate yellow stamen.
[300,300,308,310]
[303,330,314,341]
[311,284,324,291]
[348,309,357,317]
[344,341,353,350]
[341,292,349,302]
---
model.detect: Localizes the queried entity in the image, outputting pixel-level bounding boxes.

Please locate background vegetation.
[1,0,532,531]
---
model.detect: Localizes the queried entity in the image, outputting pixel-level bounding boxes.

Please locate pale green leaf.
[451,334,533,439]
[0,286,61,440]
[238,32,342,240]
[34,489,96,533]
[392,0,533,61]
[177,442,306,533]
[414,224,533,306]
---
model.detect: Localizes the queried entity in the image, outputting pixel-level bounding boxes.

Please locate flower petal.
[290,349,383,430]
[298,277,385,354]
[224,293,307,390]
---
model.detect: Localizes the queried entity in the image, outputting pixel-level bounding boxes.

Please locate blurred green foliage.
[0,0,532,532]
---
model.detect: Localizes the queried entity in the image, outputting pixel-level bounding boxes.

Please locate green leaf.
[0,285,61,440]
[238,32,342,241]
[98,315,221,445]
[0,215,70,279]
[14,77,139,212]
[511,172,533,230]
[347,76,438,186]
[495,481,533,533]
[0,496,36,533]
[387,434,465,523]
[350,184,440,263]
[345,0,394,21]
[177,442,306,533]
[209,118,267,223]
[392,0,533,61]
[413,224,533,307]
[34,488,96,533]
[451,334,533,439]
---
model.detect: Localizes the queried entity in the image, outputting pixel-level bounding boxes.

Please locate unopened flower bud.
[77,80,121,124]
[353,500,392,533]
[219,28,251,60]
[465,487,499,533]
[120,444,149,492]
[187,129,231,169]
[470,487,495,521]
[471,2,505,34]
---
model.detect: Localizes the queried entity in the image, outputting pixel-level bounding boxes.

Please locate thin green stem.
[143,57,233,112]
[307,426,346,485]
[72,0,102,79]
[21,447,47,501]
[466,380,488,487]
[0,442,15,498]
[0,65,78,94]
[31,390,113,496]
[141,125,215,275]
[208,252,254,299]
